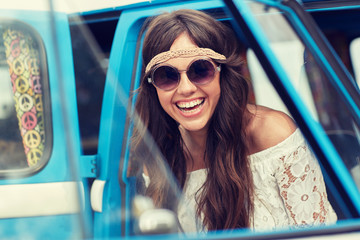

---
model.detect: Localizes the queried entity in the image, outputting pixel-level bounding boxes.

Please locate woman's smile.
[176,98,205,114]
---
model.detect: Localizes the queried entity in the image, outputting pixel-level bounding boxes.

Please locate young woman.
[130,9,337,233]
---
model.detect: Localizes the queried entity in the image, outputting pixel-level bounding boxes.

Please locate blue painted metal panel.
[0,215,82,239]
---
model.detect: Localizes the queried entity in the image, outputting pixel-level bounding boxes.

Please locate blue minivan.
[0,0,360,239]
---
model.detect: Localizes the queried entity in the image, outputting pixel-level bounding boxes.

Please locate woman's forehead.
[170,33,198,51]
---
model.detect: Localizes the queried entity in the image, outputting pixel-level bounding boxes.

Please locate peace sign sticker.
[10,38,20,58]
[20,39,30,56]
[27,148,42,166]
[29,58,40,75]
[21,112,37,130]
[23,130,41,148]
[31,76,42,94]
[12,58,25,75]
[18,94,34,112]
[15,76,30,93]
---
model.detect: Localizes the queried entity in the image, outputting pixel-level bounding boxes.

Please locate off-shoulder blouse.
[144,129,337,233]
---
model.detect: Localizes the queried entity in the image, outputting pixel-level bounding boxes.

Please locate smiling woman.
[129,9,337,233]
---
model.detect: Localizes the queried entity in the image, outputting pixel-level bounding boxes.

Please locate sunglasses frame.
[147,57,221,91]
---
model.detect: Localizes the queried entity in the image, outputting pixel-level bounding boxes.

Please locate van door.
[0,1,90,239]
[92,0,360,239]
[226,0,360,222]
[91,1,230,238]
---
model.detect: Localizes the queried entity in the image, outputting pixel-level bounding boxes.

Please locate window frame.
[0,19,53,178]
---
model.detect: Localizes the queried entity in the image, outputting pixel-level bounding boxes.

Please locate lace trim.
[276,143,336,225]
[145,48,226,74]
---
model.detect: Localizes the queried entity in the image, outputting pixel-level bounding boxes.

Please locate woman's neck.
[179,125,207,172]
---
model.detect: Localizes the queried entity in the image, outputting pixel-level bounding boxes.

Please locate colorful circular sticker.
[32,75,42,94]
[29,58,40,75]
[15,75,29,93]
[10,38,21,58]
[13,58,25,75]
[21,112,37,130]
[23,130,41,149]
[27,148,42,166]
[18,94,34,112]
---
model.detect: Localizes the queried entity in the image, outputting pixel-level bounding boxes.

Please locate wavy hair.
[130,9,254,230]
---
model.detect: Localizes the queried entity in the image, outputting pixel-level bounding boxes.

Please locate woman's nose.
[176,72,197,95]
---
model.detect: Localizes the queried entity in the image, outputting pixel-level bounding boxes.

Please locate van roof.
[0,0,149,13]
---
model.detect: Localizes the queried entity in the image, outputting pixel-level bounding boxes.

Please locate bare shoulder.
[246,104,297,155]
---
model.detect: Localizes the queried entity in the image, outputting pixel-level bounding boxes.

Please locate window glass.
[69,15,117,155]
[309,8,360,86]
[245,0,360,214]
[0,22,51,175]
[350,38,360,87]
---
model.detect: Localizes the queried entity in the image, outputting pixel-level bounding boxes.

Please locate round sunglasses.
[147,58,221,91]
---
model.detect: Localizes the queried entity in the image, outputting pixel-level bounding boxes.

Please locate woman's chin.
[179,121,208,133]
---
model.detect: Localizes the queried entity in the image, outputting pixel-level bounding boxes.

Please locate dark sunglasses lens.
[153,66,179,90]
[188,60,215,84]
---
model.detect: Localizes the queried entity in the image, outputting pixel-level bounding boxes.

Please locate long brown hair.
[131,9,254,230]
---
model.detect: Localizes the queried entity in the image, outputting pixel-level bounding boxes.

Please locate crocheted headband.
[145,48,226,74]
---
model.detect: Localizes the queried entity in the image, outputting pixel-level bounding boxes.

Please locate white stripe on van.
[0,181,81,218]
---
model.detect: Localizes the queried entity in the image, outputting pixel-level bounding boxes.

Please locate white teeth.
[176,99,204,113]
[177,99,203,109]
[180,107,200,113]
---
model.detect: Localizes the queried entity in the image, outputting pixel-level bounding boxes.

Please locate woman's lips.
[176,98,205,113]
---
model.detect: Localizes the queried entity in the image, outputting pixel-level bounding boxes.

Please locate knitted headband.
[145,48,226,74]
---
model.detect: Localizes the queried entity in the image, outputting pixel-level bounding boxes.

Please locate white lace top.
[144,129,337,233]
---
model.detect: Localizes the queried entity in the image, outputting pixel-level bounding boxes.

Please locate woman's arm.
[274,139,337,225]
